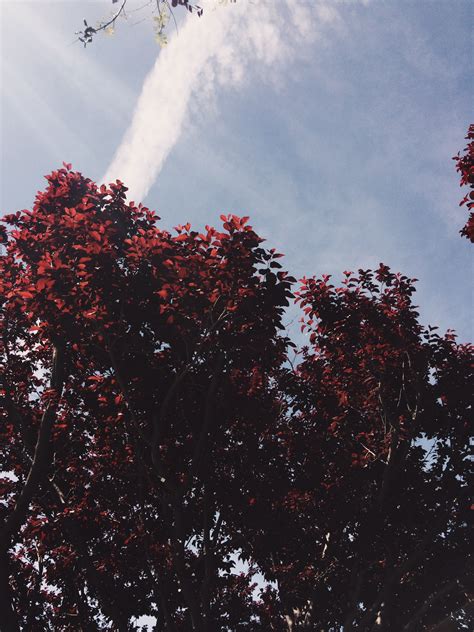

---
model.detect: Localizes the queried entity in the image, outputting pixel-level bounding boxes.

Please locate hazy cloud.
[102,1,341,201]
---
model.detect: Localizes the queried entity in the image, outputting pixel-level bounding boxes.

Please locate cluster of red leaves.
[0,165,472,631]
[453,124,474,241]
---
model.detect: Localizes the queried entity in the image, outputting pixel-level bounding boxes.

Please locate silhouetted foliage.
[0,162,472,631]
[453,124,474,242]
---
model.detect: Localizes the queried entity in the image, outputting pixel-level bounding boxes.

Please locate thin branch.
[169,495,202,630]
[76,0,128,46]
[188,353,224,485]
[107,343,152,447]
[200,485,212,629]
[343,564,365,631]
[0,550,19,631]
[402,579,461,632]
[356,528,445,630]
[163,0,179,35]
[151,312,228,487]
[429,599,474,632]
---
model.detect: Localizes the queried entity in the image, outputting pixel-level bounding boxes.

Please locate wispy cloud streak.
[102,1,341,201]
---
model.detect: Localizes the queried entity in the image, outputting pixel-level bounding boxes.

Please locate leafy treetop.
[0,145,472,630]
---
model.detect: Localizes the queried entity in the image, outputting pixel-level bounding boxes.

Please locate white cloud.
[102,0,342,201]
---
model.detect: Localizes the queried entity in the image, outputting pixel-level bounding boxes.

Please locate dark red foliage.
[453,124,474,242]
[0,166,472,631]
[0,166,291,631]
[249,267,473,630]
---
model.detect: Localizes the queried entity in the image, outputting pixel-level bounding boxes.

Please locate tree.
[453,124,474,242]
[249,266,473,630]
[0,163,472,631]
[0,165,292,631]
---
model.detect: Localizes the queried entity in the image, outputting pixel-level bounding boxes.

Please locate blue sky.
[1,0,472,343]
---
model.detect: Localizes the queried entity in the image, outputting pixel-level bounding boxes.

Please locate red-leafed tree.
[453,124,474,242]
[0,165,292,631]
[248,267,472,630]
[0,165,472,631]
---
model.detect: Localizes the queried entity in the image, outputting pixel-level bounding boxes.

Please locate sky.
[1,0,472,346]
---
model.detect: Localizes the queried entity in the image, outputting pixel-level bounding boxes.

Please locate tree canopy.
[0,144,472,632]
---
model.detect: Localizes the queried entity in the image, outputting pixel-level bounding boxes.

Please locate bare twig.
[76,0,128,46]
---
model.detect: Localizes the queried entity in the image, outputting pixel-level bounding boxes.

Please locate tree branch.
[402,579,461,632]
[188,353,224,485]
[0,550,19,632]
[76,0,128,46]
[0,342,65,631]
[0,342,65,551]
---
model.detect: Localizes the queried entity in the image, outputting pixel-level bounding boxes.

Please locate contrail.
[102,1,340,202]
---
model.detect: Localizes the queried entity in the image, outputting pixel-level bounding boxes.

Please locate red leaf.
[36,279,48,291]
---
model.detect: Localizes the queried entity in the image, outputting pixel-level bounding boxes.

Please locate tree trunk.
[0,551,19,632]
